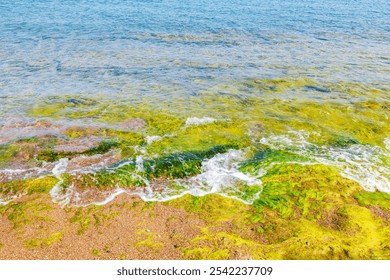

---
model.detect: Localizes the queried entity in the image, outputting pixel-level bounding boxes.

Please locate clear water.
[0,0,389,117]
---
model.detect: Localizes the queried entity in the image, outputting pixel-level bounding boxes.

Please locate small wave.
[146,135,162,144]
[260,131,390,193]
[178,150,263,204]
[50,158,71,206]
[0,195,14,205]
[48,149,263,206]
[0,166,51,182]
[385,138,390,151]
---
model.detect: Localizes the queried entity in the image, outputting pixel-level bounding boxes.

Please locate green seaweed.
[0,176,58,196]
[135,229,164,251]
[24,232,63,248]
[354,192,390,211]
[1,199,54,229]
[59,144,238,191]
[0,144,20,168]
[329,135,360,148]
[69,205,120,234]
[143,144,237,179]
[239,146,310,173]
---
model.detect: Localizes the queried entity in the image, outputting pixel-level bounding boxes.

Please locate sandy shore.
[0,193,208,260]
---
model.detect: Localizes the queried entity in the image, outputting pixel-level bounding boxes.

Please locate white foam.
[177,150,263,204]
[135,155,144,172]
[185,117,216,126]
[52,158,69,179]
[0,166,51,182]
[385,138,390,151]
[0,197,12,206]
[47,149,264,206]
[66,152,120,174]
[146,135,162,144]
[78,188,127,206]
[50,158,71,206]
[260,131,390,193]
[44,131,390,207]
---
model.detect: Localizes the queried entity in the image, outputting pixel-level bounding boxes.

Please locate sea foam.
[185,117,216,126]
[260,131,390,193]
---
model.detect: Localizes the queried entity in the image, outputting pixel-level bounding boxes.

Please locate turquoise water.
[0,0,389,118]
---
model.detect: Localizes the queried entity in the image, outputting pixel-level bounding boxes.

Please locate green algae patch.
[1,198,54,230]
[166,194,250,225]
[354,192,390,211]
[70,208,93,235]
[102,129,145,144]
[64,127,144,159]
[176,161,390,259]
[29,96,99,119]
[28,96,184,134]
[250,163,361,223]
[243,78,386,99]
[239,146,310,173]
[60,162,139,191]
[145,120,249,156]
[0,176,58,197]
[328,135,360,148]
[254,100,389,147]
[69,205,120,234]
[0,144,20,168]
[64,126,101,139]
[24,232,64,249]
[60,144,239,192]
[91,249,102,256]
[183,246,230,260]
[144,144,237,179]
[195,79,389,147]
[135,229,164,251]
[0,136,64,166]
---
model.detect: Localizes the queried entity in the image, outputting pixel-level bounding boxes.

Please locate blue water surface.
[0,0,389,116]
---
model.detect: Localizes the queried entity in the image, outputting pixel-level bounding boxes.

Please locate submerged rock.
[53,136,102,153]
[117,118,147,131]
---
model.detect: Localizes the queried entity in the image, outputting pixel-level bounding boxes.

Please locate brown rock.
[117,118,147,131]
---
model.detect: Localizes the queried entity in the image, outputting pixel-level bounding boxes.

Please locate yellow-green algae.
[2,77,389,259]
[354,192,390,211]
[57,144,238,191]
[24,232,64,249]
[91,248,103,256]
[0,176,58,197]
[0,144,21,168]
[135,229,164,251]
[22,78,389,167]
[168,163,390,260]
[69,204,121,235]
[0,197,54,230]
[145,120,250,156]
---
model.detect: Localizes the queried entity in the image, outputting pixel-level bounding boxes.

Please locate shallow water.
[0,0,389,206]
[0,0,389,117]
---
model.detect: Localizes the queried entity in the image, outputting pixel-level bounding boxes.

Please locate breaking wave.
[2,130,389,207]
[260,131,390,193]
[49,149,263,206]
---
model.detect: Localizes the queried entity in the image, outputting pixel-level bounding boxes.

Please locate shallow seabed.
[0,0,389,259]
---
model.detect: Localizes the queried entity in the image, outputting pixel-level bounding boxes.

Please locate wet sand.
[0,193,206,260]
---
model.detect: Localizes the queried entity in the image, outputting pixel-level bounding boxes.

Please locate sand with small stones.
[0,193,206,260]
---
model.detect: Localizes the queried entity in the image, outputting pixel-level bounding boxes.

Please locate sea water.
[0,0,389,205]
